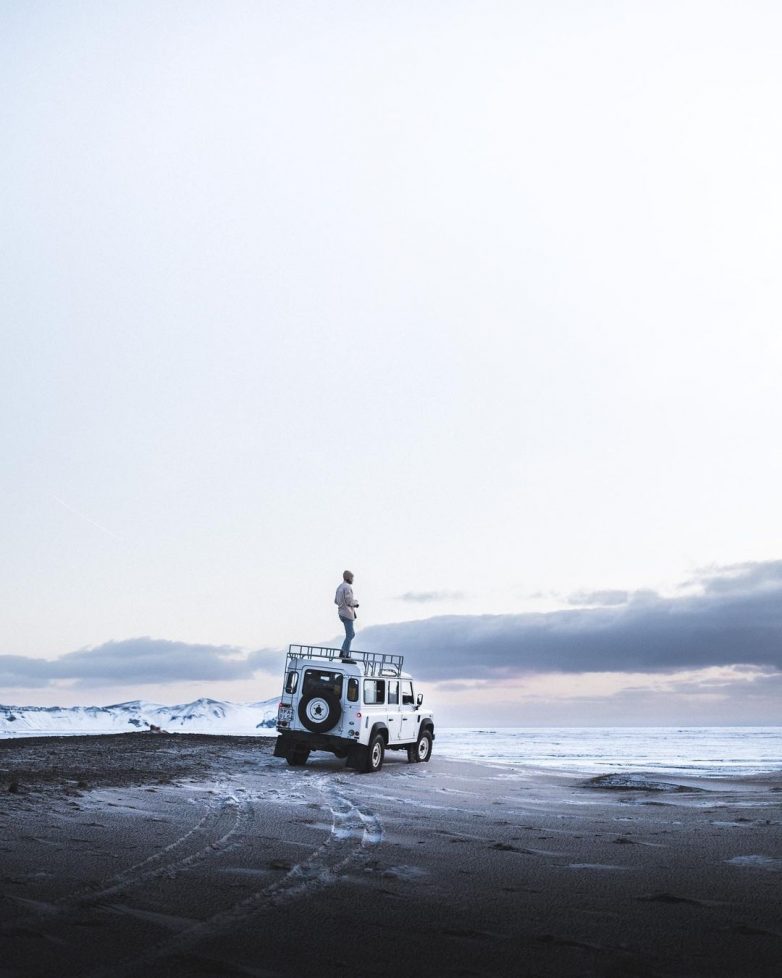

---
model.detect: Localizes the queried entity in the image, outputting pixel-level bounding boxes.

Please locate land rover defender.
[273,644,435,773]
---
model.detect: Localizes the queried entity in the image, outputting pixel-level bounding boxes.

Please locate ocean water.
[436,727,782,777]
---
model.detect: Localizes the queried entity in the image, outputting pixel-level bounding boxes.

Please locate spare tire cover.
[298,690,342,733]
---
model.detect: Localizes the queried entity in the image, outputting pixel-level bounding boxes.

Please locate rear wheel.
[286,746,310,766]
[408,730,433,763]
[361,733,385,773]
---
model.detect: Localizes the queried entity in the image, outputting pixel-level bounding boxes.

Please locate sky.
[2,1,781,724]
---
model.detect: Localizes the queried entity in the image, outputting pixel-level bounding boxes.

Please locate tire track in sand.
[74,788,254,904]
[85,777,383,978]
[2,785,251,933]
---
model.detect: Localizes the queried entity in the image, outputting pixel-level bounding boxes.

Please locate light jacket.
[335,581,358,620]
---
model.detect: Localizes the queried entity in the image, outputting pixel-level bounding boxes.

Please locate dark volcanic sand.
[1,734,781,978]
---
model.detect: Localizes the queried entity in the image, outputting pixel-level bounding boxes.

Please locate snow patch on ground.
[382,865,429,880]
[726,855,782,871]
[567,863,631,871]
[583,773,701,792]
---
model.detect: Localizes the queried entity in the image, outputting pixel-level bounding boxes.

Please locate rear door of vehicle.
[299,668,345,736]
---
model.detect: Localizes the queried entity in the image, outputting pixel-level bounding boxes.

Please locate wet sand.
[1,733,781,977]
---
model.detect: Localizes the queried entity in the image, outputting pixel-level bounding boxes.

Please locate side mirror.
[416,693,423,707]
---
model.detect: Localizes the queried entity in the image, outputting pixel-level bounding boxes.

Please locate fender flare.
[346,722,388,770]
[419,719,435,739]
[368,722,389,745]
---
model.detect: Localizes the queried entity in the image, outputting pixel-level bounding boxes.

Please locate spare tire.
[298,690,342,733]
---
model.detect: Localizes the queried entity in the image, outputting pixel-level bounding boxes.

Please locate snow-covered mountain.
[0,697,280,738]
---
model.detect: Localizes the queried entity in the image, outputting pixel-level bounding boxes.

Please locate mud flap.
[345,743,367,770]
[273,736,292,758]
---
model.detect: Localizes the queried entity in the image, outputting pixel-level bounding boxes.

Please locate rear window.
[347,678,359,702]
[303,670,344,698]
[363,679,386,705]
[284,671,298,694]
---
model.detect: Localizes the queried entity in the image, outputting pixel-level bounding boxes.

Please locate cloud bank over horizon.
[2,562,781,709]
[361,560,782,681]
[0,638,276,690]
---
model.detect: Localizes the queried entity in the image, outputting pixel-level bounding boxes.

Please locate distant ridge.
[0,697,279,738]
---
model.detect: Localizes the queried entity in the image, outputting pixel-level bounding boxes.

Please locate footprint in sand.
[567,863,630,871]
[637,893,704,905]
[489,842,536,854]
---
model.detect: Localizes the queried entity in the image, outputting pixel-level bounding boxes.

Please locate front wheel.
[408,730,433,763]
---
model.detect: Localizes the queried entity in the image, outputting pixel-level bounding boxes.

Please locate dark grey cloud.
[358,561,782,681]
[397,590,466,603]
[0,638,280,689]
[0,656,52,689]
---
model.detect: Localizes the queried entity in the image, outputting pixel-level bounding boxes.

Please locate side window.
[285,671,298,694]
[363,679,386,705]
[347,678,359,702]
[401,681,414,706]
[387,680,399,705]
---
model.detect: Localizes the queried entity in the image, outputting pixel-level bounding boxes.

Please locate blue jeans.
[340,616,355,654]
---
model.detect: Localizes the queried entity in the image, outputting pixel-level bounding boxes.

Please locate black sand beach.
[1,733,781,978]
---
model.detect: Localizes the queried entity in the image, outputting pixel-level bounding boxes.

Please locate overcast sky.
[2,2,781,723]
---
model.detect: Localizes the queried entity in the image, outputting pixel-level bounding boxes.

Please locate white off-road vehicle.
[273,644,435,773]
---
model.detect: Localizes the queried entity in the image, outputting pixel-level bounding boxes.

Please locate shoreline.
[3,726,781,779]
[2,734,781,977]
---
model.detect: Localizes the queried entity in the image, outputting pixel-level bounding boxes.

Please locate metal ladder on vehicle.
[286,644,404,677]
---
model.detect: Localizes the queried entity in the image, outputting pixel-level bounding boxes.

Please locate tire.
[408,730,433,763]
[361,733,385,773]
[286,746,310,766]
[298,691,342,733]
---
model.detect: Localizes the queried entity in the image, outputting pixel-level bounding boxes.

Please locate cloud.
[567,589,629,606]
[3,561,782,697]
[358,561,782,681]
[397,590,466,603]
[427,664,782,726]
[686,559,782,595]
[0,656,52,689]
[0,638,279,689]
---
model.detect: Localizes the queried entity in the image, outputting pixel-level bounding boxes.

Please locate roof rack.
[286,644,404,678]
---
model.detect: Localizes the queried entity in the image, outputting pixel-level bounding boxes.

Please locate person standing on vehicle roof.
[335,570,359,657]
